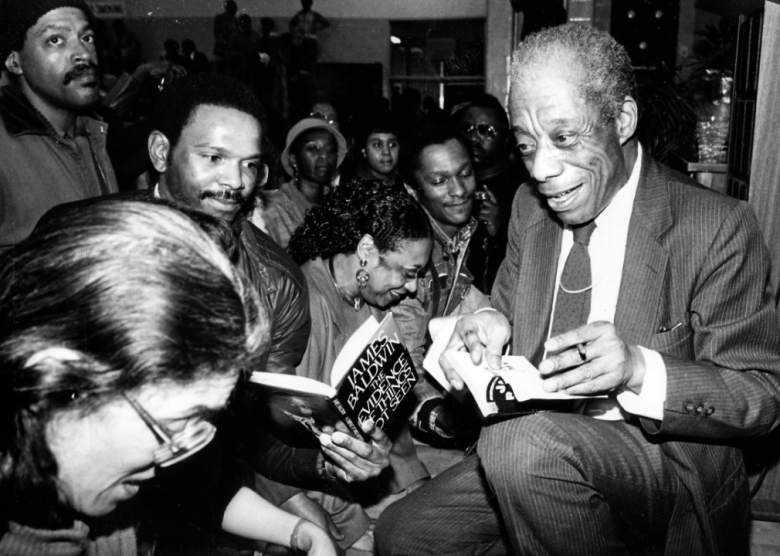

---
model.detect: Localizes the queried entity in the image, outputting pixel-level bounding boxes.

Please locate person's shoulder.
[35,191,152,231]
[645,157,743,218]
[299,257,330,293]
[511,181,549,225]
[240,218,307,288]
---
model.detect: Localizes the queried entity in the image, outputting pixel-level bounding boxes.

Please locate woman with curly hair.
[288,179,433,497]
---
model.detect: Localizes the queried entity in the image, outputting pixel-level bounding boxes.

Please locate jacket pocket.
[649,320,693,358]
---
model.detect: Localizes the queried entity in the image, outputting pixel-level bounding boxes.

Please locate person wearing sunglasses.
[0,200,337,555]
[451,93,528,294]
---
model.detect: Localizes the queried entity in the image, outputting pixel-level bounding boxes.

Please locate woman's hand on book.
[440,310,511,390]
[319,420,391,482]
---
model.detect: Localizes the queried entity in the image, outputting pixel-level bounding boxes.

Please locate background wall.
[125,0,487,19]
[122,0,487,99]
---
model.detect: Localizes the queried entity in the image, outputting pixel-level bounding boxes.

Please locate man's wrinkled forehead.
[510,57,587,116]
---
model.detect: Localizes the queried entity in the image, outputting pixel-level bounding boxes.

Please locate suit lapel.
[514,215,562,365]
[614,155,673,345]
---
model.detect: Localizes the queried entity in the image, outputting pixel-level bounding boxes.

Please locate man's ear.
[257,163,269,187]
[148,131,171,173]
[5,52,22,76]
[356,234,376,262]
[615,95,638,145]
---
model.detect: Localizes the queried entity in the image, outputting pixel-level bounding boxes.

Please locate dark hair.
[0,200,268,527]
[353,114,398,151]
[163,38,179,55]
[0,1,95,64]
[288,179,431,264]
[450,93,509,132]
[512,24,636,124]
[182,39,196,53]
[399,123,472,189]
[152,73,267,151]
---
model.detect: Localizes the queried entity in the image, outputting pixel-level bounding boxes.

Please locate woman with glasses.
[0,200,336,555]
[256,118,347,249]
[288,180,433,503]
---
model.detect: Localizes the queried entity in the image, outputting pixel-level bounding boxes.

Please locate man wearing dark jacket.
[43,73,386,553]
[0,0,118,250]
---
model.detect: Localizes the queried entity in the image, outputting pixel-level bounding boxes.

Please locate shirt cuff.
[616,346,666,421]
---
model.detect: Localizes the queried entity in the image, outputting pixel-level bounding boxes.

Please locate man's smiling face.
[157,104,265,222]
[510,61,627,226]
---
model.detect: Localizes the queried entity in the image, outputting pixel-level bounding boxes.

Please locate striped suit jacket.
[492,153,780,555]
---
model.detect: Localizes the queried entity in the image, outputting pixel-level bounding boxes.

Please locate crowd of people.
[2,1,780,556]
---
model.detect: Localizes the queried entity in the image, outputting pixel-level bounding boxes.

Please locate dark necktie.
[550,221,597,338]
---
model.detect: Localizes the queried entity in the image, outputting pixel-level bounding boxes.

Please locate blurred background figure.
[181,39,211,74]
[112,19,143,74]
[289,0,329,74]
[230,13,263,89]
[213,0,239,73]
[162,38,187,67]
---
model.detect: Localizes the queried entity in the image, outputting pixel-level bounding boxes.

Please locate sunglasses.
[461,123,498,139]
[123,394,217,467]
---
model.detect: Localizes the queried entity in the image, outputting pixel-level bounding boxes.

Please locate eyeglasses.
[309,111,337,125]
[461,123,498,140]
[123,394,217,467]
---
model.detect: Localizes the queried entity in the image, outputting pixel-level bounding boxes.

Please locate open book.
[442,351,595,418]
[423,315,597,419]
[250,314,418,441]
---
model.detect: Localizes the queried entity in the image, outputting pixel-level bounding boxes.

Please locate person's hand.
[292,519,340,556]
[477,186,500,237]
[319,419,391,482]
[280,493,344,549]
[539,321,646,395]
[439,310,511,390]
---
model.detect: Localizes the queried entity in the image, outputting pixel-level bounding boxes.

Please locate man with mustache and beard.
[41,72,388,554]
[0,0,118,250]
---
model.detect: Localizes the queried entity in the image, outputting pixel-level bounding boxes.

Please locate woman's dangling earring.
[356,258,370,289]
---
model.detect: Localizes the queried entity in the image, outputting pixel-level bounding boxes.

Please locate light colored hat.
[281,118,347,177]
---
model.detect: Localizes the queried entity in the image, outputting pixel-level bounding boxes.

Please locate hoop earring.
[356,259,369,289]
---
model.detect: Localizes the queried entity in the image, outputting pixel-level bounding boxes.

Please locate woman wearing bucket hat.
[258,118,347,249]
